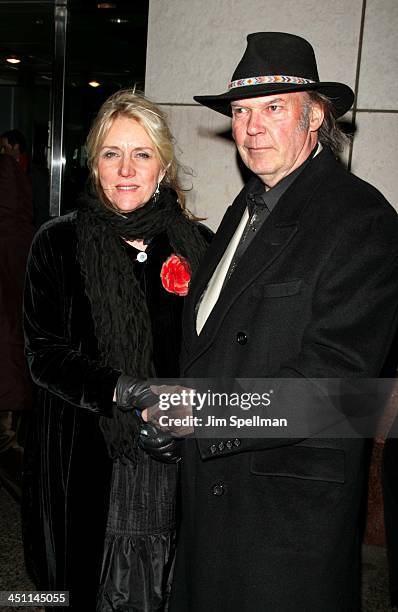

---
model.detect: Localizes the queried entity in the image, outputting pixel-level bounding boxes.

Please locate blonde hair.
[86,88,186,209]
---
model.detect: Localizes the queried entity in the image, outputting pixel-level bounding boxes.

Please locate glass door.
[0,0,149,221]
[0,0,55,225]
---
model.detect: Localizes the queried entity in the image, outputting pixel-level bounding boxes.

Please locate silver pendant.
[136,251,148,263]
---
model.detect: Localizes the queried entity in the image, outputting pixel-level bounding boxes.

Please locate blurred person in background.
[1,129,50,228]
[0,149,34,495]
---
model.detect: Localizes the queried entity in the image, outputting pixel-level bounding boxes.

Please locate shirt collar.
[247,142,322,215]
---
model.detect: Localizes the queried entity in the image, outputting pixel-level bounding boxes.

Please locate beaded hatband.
[228,75,316,90]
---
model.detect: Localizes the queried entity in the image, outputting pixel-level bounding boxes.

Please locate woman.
[23,89,209,611]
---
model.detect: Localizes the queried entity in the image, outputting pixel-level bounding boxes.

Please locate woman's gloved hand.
[139,422,182,464]
[115,375,159,411]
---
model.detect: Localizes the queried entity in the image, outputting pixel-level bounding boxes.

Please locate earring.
[152,181,161,204]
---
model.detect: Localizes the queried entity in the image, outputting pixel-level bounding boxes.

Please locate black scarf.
[76,186,208,462]
[76,185,208,376]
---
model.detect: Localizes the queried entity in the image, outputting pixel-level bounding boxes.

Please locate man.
[169,33,398,611]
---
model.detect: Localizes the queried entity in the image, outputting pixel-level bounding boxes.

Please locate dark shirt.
[223,145,320,285]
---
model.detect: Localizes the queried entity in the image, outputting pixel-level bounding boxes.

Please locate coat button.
[236,331,248,345]
[212,483,225,496]
[210,444,217,454]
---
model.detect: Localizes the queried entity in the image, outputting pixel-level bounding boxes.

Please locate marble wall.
[146,0,398,229]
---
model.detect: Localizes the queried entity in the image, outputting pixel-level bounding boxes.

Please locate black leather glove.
[139,422,182,464]
[116,375,158,412]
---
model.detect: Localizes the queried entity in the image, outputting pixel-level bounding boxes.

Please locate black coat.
[23,213,187,610]
[170,148,398,612]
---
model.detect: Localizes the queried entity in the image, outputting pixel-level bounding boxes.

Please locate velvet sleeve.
[24,219,121,415]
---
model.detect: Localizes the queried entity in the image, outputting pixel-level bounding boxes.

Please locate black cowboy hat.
[194,32,354,118]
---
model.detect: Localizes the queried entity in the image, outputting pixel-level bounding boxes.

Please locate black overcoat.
[23,213,184,610]
[170,148,398,612]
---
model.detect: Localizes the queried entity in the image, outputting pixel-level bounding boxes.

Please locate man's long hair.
[308,91,351,155]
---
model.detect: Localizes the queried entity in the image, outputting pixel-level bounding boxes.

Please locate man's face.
[231,92,322,188]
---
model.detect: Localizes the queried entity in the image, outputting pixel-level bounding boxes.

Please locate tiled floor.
[0,484,395,611]
[0,486,35,612]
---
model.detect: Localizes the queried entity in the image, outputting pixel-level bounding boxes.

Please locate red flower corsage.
[160,254,191,296]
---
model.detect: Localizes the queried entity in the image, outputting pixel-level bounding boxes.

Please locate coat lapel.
[183,148,338,371]
[182,181,250,345]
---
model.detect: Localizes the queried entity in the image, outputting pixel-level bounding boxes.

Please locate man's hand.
[115,378,196,437]
[142,384,196,437]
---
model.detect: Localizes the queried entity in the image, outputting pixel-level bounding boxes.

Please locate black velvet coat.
[170,148,398,612]
[23,212,188,611]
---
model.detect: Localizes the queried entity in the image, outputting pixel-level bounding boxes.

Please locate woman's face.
[98,116,164,212]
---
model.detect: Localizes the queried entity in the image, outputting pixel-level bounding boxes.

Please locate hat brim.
[193,82,354,118]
